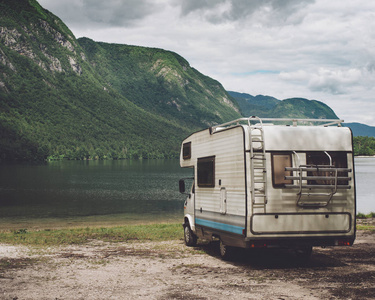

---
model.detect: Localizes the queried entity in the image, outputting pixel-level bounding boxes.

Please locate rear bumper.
[244,234,356,248]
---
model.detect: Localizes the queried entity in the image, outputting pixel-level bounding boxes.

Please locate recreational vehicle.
[179,116,356,260]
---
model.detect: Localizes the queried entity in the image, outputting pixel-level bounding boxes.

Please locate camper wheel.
[219,239,235,261]
[184,223,197,247]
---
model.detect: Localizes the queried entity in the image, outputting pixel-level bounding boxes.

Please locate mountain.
[0,0,241,161]
[228,91,338,119]
[229,92,375,138]
[77,38,241,129]
[227,91,280,117]
[344,123,375,137]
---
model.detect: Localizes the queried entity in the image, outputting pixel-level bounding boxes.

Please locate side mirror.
[179,179,185,194]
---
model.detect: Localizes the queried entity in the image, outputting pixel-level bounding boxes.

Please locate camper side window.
[271,152,293,188]
[197,156,215,188]
[183,142,191,160]
[306,152,349,185]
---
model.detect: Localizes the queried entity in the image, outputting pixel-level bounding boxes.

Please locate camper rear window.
[271,152,293,188]
[197,156,215,188]
[183,142,191,159]
[306,152,349,185]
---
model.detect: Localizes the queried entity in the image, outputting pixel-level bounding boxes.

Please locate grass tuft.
[357,212,375,219]
[0,223,183,246]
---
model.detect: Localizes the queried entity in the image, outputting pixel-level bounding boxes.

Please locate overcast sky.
[38,0,375,126]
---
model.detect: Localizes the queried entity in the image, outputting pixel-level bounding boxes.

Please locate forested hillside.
[353,136,375,156]
[78,38,241,128]
[228,91,339,119]
[0,0,240,161]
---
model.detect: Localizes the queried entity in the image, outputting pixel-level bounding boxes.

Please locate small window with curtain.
[271,152,293,188]
[197,156,215,188]
[183,142,191,160]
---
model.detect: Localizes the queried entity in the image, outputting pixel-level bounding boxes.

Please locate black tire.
[184,223,197,247]
[219,239,234,261]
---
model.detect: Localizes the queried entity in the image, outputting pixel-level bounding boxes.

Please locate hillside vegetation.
[354,136,375,156]
[228,91,338,119]
[78,38,241,129]
[0,0,240,161]
[1,0,369,161]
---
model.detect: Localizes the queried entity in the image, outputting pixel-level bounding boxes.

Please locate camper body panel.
[247,126,355,242]
[180,119,356,250]
[181,126,248,242]
[262,126,353,151]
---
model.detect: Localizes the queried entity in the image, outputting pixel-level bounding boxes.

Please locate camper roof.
[211,116,343,134]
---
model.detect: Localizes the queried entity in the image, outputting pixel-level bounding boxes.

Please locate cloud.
[280,68,363,95]
[279,70,309,82]
[82,0,161,26]
[308,68,362,94]
[280,67,374,97]
[177,0,315,25]
[41,0,162,28]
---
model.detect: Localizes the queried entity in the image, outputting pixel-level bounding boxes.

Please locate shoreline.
[0,213,182,231]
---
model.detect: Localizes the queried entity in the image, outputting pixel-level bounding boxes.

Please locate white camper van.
[179,116,356,260]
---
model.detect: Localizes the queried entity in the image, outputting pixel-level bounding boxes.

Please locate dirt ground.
[0,222,374,300]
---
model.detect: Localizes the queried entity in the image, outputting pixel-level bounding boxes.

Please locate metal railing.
[284,163,352,207]
[210,116,344,133]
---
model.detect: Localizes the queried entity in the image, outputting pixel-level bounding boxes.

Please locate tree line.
[353,136,375,156]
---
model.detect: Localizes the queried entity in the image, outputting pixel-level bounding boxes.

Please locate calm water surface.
[354,157,375,214]
[0,160,192,228]
[0,158,373,229]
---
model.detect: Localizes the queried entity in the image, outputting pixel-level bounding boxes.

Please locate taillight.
[336,239,351,246]
[249,241,267,248]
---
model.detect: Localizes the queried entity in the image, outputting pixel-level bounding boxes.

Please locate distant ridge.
[343,123,375,137]
[227,91,338,119]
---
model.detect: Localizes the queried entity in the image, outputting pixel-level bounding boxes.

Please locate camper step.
[253,203,267,206]
[251,156,266,160]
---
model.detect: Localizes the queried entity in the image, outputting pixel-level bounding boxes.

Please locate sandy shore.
[1,226,374,299]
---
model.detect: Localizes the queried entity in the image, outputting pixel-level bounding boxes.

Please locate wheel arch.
[184,214,195,232]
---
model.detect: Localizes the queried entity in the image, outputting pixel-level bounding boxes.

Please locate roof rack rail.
[211,116,344,133]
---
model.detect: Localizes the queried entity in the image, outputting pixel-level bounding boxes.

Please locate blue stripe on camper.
[195,218,244,235]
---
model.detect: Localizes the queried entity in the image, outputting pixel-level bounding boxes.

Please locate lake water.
[0,160,192,229]
[0,158,374,229]
[354,157,375,215]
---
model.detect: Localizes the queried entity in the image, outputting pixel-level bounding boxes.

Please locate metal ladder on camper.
[248,117,267,214]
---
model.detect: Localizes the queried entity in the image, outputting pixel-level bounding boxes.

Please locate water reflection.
[0,160,192,222]
[0,157,373,229]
